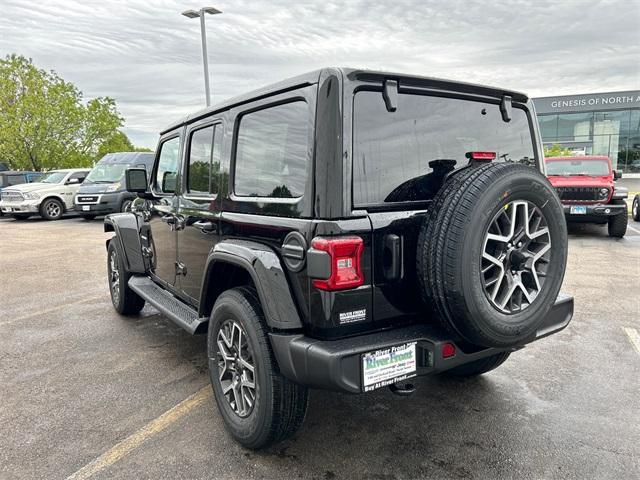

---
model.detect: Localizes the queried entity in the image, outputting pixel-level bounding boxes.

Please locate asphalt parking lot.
[1,215,639,480]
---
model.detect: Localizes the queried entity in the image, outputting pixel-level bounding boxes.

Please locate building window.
[557,113,593,140]
[538,115,558,139]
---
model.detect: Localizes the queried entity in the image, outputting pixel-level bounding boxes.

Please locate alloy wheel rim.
[109,250,120,305]
[47,202,60,218]
[481,200,552,314]
[216,320,256,418]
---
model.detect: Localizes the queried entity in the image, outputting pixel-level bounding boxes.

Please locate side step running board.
[128,276,207,334]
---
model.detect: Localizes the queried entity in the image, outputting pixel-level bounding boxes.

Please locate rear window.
[353,91,536,206]
[545,159,609,176]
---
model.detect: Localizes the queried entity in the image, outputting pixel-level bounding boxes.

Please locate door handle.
[193,220,216,233]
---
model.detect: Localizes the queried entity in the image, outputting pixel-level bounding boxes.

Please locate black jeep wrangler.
[104,68,573,449]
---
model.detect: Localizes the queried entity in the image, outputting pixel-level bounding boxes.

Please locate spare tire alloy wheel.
[216,319,256,418]
[418,163,567,348]
[481,200,551,314]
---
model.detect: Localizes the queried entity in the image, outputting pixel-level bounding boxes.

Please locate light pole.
[182,6,222,107]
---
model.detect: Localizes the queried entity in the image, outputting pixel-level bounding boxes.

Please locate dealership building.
[533,90,640,173]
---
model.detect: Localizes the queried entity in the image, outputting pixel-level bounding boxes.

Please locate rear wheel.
[417,163,568,348]
[208,287,308,449]
[445,352,511,377]
[40,198,64,220]
[608,200,627,237]
[107,240,145,315]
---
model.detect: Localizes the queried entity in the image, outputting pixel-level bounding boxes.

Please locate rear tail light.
[466,151,496,161]
[311,236,364,291]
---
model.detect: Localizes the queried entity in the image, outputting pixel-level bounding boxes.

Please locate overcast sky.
[1,0,639,148]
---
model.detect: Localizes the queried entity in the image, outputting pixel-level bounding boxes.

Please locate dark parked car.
[633,194,640,222]
[0,170,42,190]
[74,152,154,219]
[104,68,573,449]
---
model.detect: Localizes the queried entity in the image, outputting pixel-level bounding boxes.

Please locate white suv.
[0,168,90,220]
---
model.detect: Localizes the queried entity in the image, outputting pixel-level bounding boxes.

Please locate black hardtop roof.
[98,152,155,164]
[161,67,529,134]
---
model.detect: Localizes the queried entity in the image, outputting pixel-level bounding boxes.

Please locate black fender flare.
[104,213,146,273]
[201,239,303,330]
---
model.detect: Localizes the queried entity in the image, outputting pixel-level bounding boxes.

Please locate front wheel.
[444,352,511,377]
[107,240,145,314]
[40,198,64,220]
[608,201,627,238]
[632,196,640,222]
[208,287,308,449]
[120,199,133,213]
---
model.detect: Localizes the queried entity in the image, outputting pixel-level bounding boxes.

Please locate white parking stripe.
[627,224,640,235]
[66,386,212,480]
[623,327,640,355]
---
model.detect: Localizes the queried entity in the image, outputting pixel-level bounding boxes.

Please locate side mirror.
[162,171,177,194]
[614,169,622,180]
[66,178,80,184]
[125,168,149,193]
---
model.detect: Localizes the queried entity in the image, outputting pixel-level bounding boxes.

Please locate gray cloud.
[1,0,639,148]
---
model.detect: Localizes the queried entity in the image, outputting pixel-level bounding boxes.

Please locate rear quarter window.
[353,91,536,206]
[234,101,309,198]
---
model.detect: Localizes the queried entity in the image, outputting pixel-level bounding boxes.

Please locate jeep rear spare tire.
[417,163,567,348]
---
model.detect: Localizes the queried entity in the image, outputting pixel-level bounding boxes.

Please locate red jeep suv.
[545,155,628,237]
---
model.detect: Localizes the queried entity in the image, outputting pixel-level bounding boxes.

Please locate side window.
[68,171,87,184]
[187,125,213,195]
[154,136,181,194]
[187,124,223,196]
[7,175,25,186]
[234,101,309,198]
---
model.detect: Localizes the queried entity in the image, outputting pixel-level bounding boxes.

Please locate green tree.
[0,54,124,170]
[97,130,135,158]
[97,131,153,159]
[544,144,574,157]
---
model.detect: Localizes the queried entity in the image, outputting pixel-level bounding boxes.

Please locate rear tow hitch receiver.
[389,381,416,396]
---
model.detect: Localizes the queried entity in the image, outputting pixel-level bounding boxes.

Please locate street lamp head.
[181,9,200,18]
[202,6,222,15]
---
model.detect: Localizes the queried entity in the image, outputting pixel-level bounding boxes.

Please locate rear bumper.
[270,294,573,394]
[562,203,626,217]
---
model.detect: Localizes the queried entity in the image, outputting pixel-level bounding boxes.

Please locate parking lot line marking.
[623,327,640,355]
[65,386,212,480]
[627,224,640,235]
[0,294,106,326]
